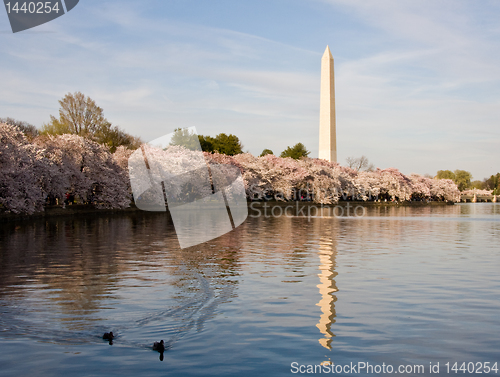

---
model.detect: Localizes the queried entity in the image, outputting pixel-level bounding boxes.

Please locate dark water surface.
[0,204,499,376]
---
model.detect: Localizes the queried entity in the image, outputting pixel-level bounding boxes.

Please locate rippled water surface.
[0,204,499,376]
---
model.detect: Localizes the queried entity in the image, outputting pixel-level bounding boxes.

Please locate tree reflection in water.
[0,212,240,349]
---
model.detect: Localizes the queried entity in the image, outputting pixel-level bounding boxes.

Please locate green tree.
[453,169,472,191]
[43,92,110,137]
[436,170,455,180]
[97,124,142,152]
[484,173,500,194]
[41,92,141,152]
[470,180,484,190]
[40,119,71,136]
[193,132,243,155]
[198,135,215,152]
[259,149,274,157]
[211,133,243,155]
[280,143,310,159]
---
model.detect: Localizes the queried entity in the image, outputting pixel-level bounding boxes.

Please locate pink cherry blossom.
[1,123,463,214]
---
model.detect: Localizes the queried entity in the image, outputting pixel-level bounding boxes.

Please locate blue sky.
[1,0,499,180]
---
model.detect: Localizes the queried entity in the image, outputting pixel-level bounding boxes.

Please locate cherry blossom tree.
[429,178,461,202]
[1,123,44,213]
[232,153,310,201]
[353,171,381,201]
[35,134,131,209]
[461,189,493,196]
[296,158,344,204]
[409,174,432,200]
[375,168,414,201]
[113,145,135,171]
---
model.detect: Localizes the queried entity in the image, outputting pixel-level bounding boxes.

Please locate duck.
[153,340,165,352]
[103,332,114,340]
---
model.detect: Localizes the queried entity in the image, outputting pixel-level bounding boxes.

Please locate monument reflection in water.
[316,233,338,349]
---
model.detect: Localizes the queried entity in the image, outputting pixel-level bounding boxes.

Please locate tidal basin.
[0,203,499,376]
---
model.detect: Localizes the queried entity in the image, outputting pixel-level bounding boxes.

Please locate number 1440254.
[5,2,60,14]
[445,362,498,374]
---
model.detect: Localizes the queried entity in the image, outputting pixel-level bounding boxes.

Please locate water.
[0,204,499,376]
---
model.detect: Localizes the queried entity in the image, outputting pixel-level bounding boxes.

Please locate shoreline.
[0,200,455,224]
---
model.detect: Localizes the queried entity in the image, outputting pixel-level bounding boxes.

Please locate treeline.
[0,92,469,214]
[1,120,463,215]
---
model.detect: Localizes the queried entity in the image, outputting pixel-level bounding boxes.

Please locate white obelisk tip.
[322,45,333,59]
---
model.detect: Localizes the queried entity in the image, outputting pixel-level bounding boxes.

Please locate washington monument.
[318,46,337,163]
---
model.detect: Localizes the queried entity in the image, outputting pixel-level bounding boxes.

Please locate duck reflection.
[103,331,114,345]
[316,235,338,350]
[153,340,165,361]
